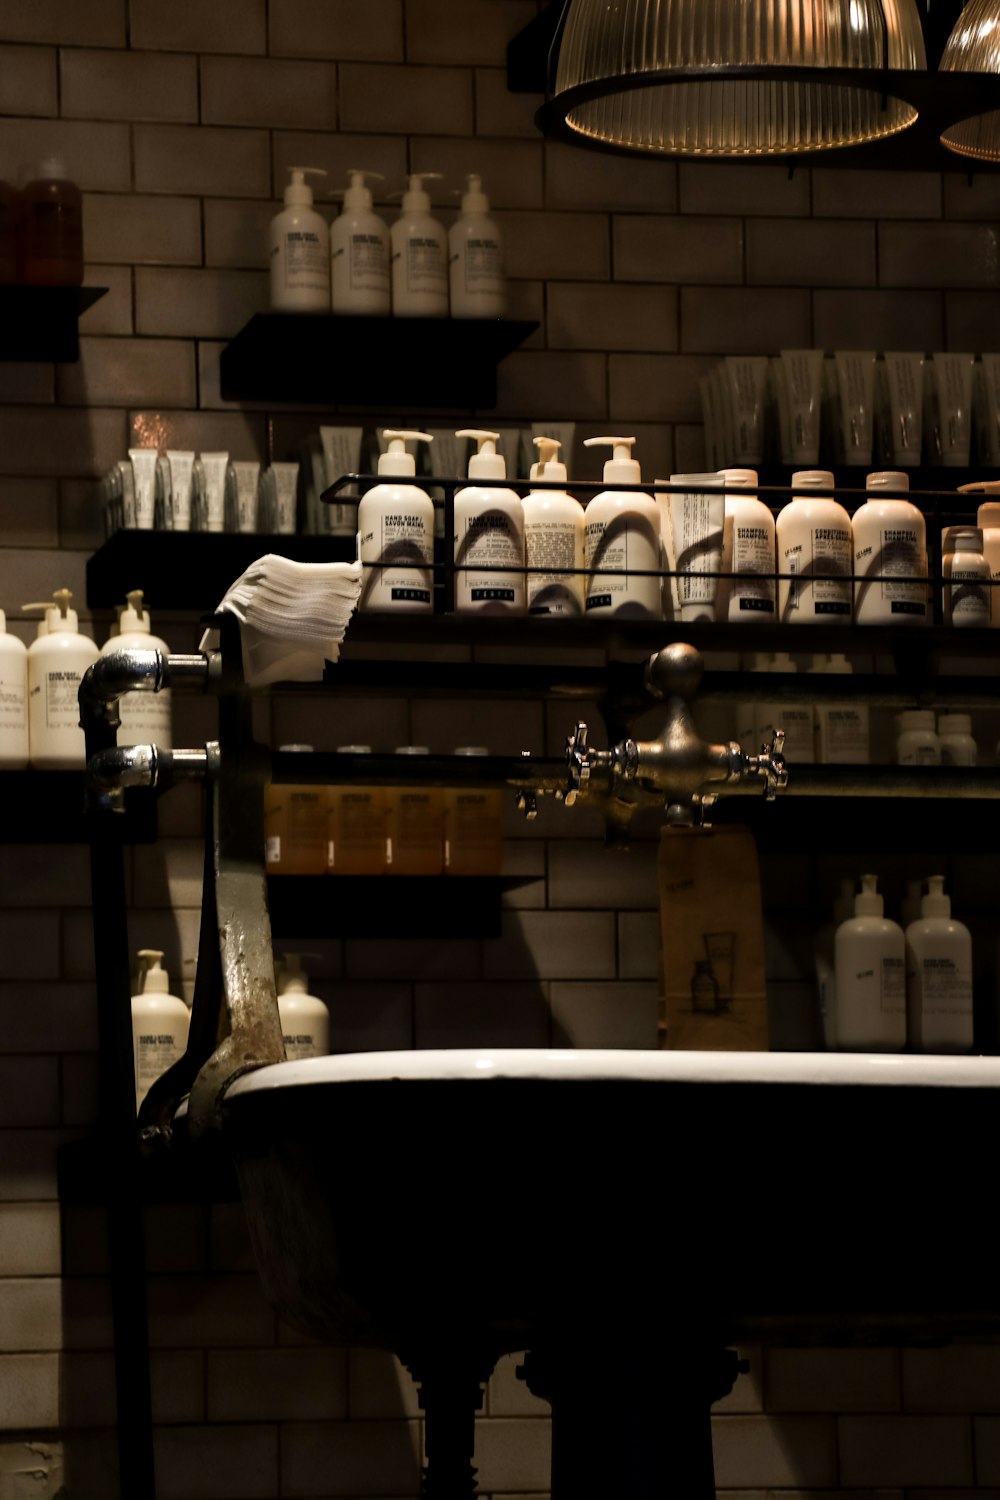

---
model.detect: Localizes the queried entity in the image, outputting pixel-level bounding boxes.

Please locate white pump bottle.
[582,436,662,618]
[270,166,330,312]
[131,949,189,1110]
[0,609,28,769]
[330,169,391,315]
[100,590,172,748]
[453,429,525,614]
[357,430,436,612]
[522,436,585,615]
[390,173,449,317]
[448,174,505,319]
[25,589,99,769]
[277,953,330,1061]
[905,876,974,1053]
[833,873,906,1052]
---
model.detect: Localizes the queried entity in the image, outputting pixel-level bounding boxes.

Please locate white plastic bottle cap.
[718,468,758,486]
[280,952,316,993]
[377,429,433,478]
[855,873,883,917]
[337,744,372,753]
[23,588,79,634]
[278,743,314,752]
[898,709,936,732]
[395,745,430,754]
[138,949,169,994]
[938,712,972,735]
[455,745,489,755]
[456,429,505,480]
[921,875,951,919]
[119,589,150,634]
[401,173,442,213]
[342,169,383,211]
[283,166,326,207]
[790,470,835,490]
[866,471,909,493]
[583,435,640,484]
[953,528,984,552]
[532,436,567,482]
[459,174,490,214]
[978,501,1000,527]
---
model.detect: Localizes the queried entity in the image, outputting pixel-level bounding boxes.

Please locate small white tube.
[724,356,768,466]
[229,460,261,533]
[882,353,924,466]
[268,461,299,534]
[833,351,876,466]
[116,460,136,528]
[319,426,364,537]
[666,474,725,624]
[166,451,194,532]
[779,350,823,466]
[934,352,975,467]
[128,448,158,530]
[199,451,229,533]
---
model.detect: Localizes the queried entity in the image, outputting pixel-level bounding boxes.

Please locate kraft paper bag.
[658,823,769,1050]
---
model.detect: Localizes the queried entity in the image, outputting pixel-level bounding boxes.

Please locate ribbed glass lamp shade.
[551,0,927,156]
[940,0,1000,162]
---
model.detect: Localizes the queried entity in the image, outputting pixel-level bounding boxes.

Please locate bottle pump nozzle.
[284,166,327,206]
[137,949,169,994]
[378,429,433,477]
[456,428,505,480]
[401,172,443,212]
[922,875,951,918]
[532,436,567,483]
[584,435,640,484]
[121,589,151,633]
[340,169,384,209]
[855,873,884,917]
[456,173,490,214]
[277,950,320,994]
[23,589,78,633]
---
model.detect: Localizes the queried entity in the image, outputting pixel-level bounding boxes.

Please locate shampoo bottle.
[834,873,906,1052]
[390,173,449,317]
[21,157,83,286]
[276,953,330,1061]
[25,590,99,769]
[448,174,505,319]
[330,169,391,316]
[131,949,189,1110]
[582,436,662,619]
[453,429,525,614]
[905,876,973,1053]
[358,429,435,612]
[852,471,927,625]
[776,470,853,625]
[100,590,172,748]
[717,467,776,622]
[523,436,585,615]
[0,609,29,769]
[944,527,990,627]
[270,166,330,312]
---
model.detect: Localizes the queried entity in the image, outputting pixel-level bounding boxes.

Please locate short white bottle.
[944,527,991,627]
[453,428,525,614]
[717,467,776,623]
[25,589,99,769]
[358,429,435,612]
[523,436,585,615]
[276,953,330,1061]
[834,873,906,1052]
[330,169,391,316]
[938,711,977,766]
[896,708,940,765]
[905,876,974,1054]
[131,949,189,1110]
[101,590,172,748]
[976,499,1000,625]
[814,653,870,764]
[776,469,853,625]
[269,166,330,312]
[448,173,505,319]
[0,608,29,769]
[582,436,662,619]
[852,471,927,626]
[391,172,449,317]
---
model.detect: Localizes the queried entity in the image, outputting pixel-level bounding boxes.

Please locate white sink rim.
[224,1047,1000,1099]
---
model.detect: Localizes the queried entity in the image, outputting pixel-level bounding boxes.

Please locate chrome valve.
[744,729,788,802]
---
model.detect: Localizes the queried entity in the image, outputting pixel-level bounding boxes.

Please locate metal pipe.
[722,766,1000,798]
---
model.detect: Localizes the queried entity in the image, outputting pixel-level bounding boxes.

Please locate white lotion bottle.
[945,527,991,627]
[100,590,172,748]
[938,712,977,766]
[523,436,585,615]
[0,609,29,769]
[390,172,448,317]
[358,429,435,613]
[718,467,776,623]
[815,877,857,1051]
[453,428,525,614]
[330,169,391,316]
[905,876,974,1054]
[834,873,906,1052]
[276,953,329,1061]
[270,166,330,312]
[25,589,99,769]
[131,949,189,1110]
[776,470,853,625]
[582,436,662,619]
[448,173,505,319]
[852,471,927,626]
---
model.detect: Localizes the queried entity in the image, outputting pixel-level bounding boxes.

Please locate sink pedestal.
[406,1350,498,1498]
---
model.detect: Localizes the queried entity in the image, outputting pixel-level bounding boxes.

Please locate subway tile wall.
[1,0,1000,1495]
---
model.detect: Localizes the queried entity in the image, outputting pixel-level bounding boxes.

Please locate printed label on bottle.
[283,1033,319,1061]
[266,835,281,864]
[457,512,524,608]
[855,526,926,616]
[0,674,26,732]
[135,1034,182,1099]
[361,512,433,608]
[406,236,446,293]
[349,232,390,292]
[462,236,503,293]
[880,955,906,1014]
[118,690,171,744]
[920,957,973,1016]
[282,230,327,292]
[783,530,851,616]
[525,520,582,613]
[948,568,990,622]
[583,514,660,613]
[45,669,84,729]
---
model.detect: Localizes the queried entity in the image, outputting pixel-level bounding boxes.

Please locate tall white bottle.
[0,609,29,769]
[100,590,172,748]
[815,877,857,1050]
[25,589,99,769]
[131,949,189,1110]
[834,873,906,1052]
[523,436,585,615]
[717,467,777,623]
[582,436,662,619]
[905,876,974,1054]
[448,173,505,319]
[269,166,330,312]
[330,169,391,316]
[357,429,435,612]
[852,471,927,626]
[453,428,525,614]
[776,469,853,625]
[390,172,449,317]
[277,953,330,1061]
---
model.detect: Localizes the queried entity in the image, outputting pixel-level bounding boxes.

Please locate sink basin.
[221,1047,1000,1355]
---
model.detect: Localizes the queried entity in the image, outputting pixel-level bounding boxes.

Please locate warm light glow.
[940,0,1000,161]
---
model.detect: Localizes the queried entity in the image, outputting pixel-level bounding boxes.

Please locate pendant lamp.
[541,0,927,157]
[939,0,1000,162]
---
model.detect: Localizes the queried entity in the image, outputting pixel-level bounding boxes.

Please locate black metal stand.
[407,1352,498,1499]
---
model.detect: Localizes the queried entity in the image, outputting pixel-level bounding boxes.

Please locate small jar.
[938,712,977,766]
[896,710,940,766]
[944,527,990,627]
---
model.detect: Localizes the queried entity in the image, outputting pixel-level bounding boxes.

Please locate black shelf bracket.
[0,285,107,361]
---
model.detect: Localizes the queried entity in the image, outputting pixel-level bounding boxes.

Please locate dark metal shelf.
[268,874,523,940]
[0,285,107,361]
[0,771,157,843]
[219,312,539,408]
